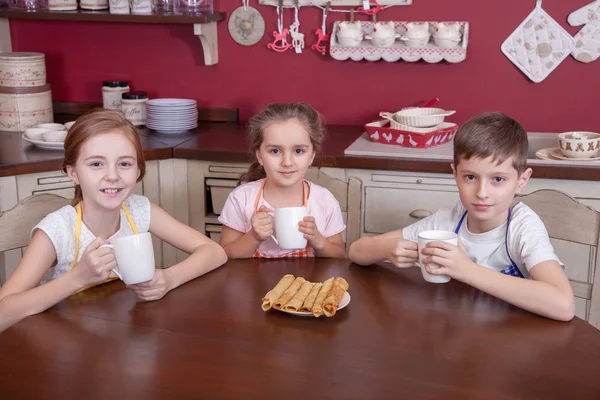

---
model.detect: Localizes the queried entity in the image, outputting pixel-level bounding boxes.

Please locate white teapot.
[433,22,462,48]
[337,21,364,47]
[400,22,431,48]
[365,21,400,48]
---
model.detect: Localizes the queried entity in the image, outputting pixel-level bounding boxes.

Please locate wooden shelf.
[0,9,225,24]
[0,9,226,65]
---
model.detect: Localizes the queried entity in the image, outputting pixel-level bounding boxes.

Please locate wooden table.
[1,259,599,399]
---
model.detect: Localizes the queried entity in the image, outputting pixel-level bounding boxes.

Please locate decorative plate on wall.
[228,6,266,46]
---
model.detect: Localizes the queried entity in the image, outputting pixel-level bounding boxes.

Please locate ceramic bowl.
[433,35,461,49]
[558,132,600,158]
[37,123,66,131]
[400,34,431,48]
[64,121,76,130]
[42,130,68,143]
[394,107,456,128]
[337,32,363,47]
[24,127,51,141]
[365,33,400,48]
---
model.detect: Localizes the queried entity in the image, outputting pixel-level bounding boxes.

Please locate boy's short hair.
[453,112,528,175]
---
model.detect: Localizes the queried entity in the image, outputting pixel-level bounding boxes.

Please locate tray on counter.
[364,120,458,149]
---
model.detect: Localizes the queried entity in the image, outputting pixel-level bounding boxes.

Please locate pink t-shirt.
[218,179,346,257]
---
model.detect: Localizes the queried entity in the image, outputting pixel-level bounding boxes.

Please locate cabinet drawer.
[17,171,75,200]
[364,187,459,234]
[206,224,222,244]
[206,179,238,215]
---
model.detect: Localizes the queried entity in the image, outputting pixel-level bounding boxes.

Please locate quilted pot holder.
[501,0,575,83]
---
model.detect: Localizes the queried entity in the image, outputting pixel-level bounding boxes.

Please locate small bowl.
[37,123,66,131]
[558,132,600,158]
[24,128,51,141]
[64,121,76,130]
[394,107,455,128]
[42,130,68,143]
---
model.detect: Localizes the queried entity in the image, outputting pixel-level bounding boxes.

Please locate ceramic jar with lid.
[80,0,108,10]
[48,0,77,10]
[0,84,54,132]
[102,80,129,111]
[109,0,130,14]
[121,91,148,127]
[0,52,46,87]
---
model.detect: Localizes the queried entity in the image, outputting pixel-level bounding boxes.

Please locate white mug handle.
[99,243,122,280]
[266,211,279,245]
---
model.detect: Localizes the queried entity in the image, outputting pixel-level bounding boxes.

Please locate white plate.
[276,291,351,317]
[152,128,193,134]
[550,147,600,161]
[22,134,64,151]
[146,98,197,107]
[146,122,198,130]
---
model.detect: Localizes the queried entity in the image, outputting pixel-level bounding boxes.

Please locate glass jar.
[10,0,48,10]
[121,91,148,127]
[173,0,212,15]
[102,81,129,111]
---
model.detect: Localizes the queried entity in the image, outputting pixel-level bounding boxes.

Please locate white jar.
[102,81,129,111]
[0,84,54,132]
[131,0,152,14]
[80,0,108,10]
[48,0,77,10]
[109,0,129,14]
[0,52,46,88]
[121,91,148,127]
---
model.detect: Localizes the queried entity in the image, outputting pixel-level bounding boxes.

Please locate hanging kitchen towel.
[501,0,575,83]
[572,20,600,63]
[568,0,600,26]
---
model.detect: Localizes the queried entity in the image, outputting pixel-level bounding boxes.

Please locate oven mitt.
[568,0,600,26]
[572,20,600,63]
[501,0,575,83]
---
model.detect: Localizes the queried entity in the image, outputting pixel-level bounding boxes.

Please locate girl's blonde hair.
[63,108,146,206]
[239,103,325,183]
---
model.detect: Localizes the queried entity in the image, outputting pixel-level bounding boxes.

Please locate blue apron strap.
[502,207,525,278]
[455,210,467,234]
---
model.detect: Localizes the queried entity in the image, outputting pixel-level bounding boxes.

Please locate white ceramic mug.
[268,207,309,250]
[418,230,457,284]
[100,232,155,285]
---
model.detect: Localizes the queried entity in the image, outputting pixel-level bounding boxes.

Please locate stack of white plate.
[146,98,198,134]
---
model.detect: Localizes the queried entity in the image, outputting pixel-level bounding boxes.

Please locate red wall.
[10,0,599,131]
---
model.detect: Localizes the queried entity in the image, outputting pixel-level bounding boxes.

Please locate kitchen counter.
[2,121,599,181]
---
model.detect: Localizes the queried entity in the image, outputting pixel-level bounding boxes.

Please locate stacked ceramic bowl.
[146,98,198,134]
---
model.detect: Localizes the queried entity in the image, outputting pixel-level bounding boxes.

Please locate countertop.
[2,121,600,181]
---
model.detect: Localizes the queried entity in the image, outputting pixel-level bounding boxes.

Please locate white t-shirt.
[32,194,152,284]
[218,179,346,257]
[402,201,562,278]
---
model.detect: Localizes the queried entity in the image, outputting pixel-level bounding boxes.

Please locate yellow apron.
[71,202,139,293]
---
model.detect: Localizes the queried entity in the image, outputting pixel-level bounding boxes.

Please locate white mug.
[268,207,309,250]
[418,230,457,284]
[100,232,155,285]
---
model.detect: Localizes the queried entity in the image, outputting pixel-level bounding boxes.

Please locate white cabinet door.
[365,186,459,234]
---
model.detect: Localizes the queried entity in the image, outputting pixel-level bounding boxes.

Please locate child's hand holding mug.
[251,205,274,242]
[383,238,419,268]
[73,237,116,287]
[298,216,326,249]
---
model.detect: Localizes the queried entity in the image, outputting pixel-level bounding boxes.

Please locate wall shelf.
[0,9,227,65]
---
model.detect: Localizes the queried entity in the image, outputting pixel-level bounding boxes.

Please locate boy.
[349,112,575,321]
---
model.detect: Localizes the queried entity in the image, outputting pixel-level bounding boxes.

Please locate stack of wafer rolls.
[261,274,349,318]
